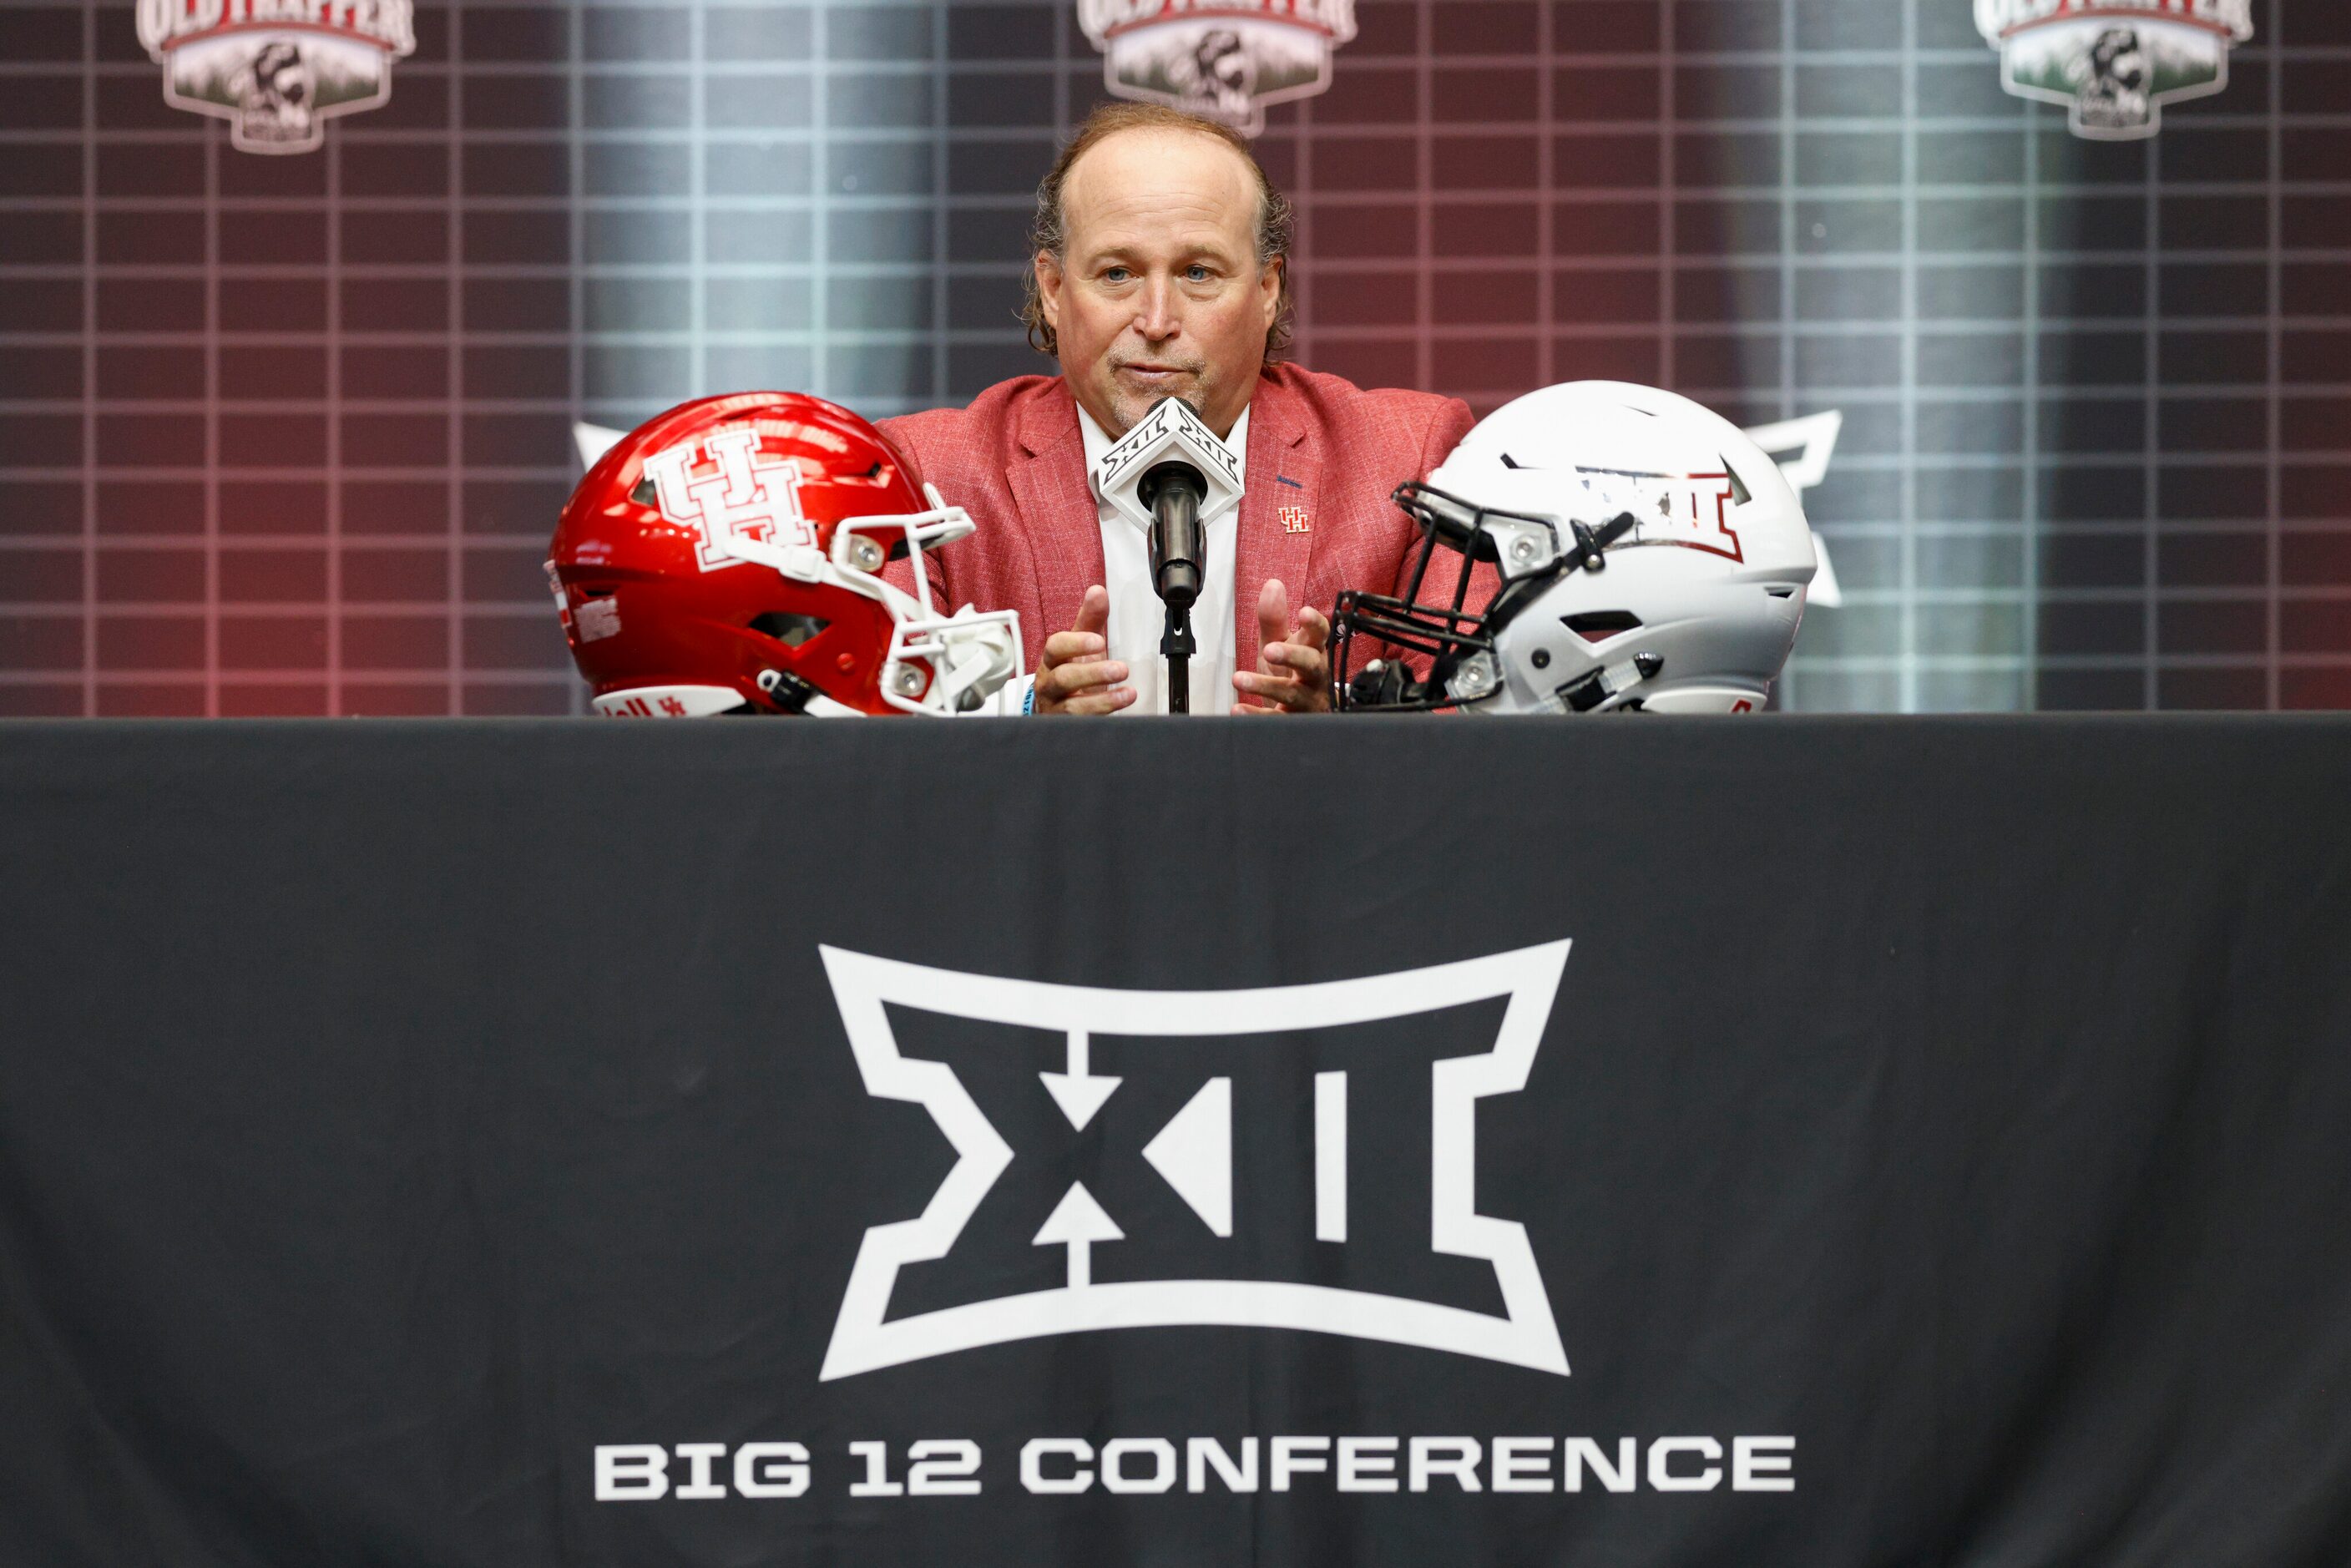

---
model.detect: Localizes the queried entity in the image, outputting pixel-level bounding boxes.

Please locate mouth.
[1114,362,1194,385]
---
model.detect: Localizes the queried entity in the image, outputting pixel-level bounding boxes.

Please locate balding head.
[1026,105,1294,438]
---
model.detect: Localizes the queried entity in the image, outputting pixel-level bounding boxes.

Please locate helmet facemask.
[729,483,1024,716]
[1331,480,1638,713]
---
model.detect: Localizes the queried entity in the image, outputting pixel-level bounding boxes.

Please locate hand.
[1232,579,1332,715]
[1033,585,1136,716]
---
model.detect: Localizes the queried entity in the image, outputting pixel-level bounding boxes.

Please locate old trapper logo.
[1977,0,2253,142]
[818,943,1570,1381]
[1079,0,1358,137]
[137,1,417,155]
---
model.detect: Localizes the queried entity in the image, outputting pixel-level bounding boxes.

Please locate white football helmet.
[1332,382,1816,715]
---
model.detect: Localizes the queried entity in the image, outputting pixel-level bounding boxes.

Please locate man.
[881,102,1478,716]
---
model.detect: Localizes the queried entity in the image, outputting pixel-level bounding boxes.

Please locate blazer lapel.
[1232,371,1322,660]
[1006,381,1103,634]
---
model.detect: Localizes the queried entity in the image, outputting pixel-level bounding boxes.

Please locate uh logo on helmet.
[1331,382,1817,716]
[547,392,1022,718]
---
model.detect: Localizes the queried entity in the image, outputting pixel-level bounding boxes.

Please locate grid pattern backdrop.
[0,0,2343,716]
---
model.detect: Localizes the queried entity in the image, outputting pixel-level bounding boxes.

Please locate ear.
[1035,250,1064,333]
[1258,253,1283,329]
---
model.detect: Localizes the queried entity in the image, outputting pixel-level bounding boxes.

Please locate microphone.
[1090,396,1246,713]
[1140,461,1206,609]
[1092,395,1245,593]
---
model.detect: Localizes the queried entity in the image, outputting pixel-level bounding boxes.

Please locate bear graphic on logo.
[229,39,315,150]
[2072,28,2151,134]
[1078,0,1358,137]
[1168,28,1256,124]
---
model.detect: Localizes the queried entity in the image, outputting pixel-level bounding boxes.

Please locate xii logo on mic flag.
[1093,397,1246,534]
[817,943,1572,1381]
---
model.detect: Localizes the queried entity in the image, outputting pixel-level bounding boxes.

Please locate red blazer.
[878,363,1478,669]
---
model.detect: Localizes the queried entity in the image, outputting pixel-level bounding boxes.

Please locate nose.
[1134,276,1180,344]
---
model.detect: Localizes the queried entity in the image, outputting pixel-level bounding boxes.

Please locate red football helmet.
[547,392,1021,716]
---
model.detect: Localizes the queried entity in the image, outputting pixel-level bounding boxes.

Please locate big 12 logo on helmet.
[1607,470,1744,564]
[640,426,816,574]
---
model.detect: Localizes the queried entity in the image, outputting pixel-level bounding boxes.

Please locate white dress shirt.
[1077,402,1248,716]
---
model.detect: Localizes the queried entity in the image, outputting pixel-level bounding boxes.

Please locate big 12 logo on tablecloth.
[1977,0,2254,142]
[137,1,417,155]
[817,943,1572,1381]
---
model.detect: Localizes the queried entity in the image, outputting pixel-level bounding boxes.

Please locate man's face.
[1036,128,1282,442]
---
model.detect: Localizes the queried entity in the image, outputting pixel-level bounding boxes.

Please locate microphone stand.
[1160,600,1195,715]
[1143,460,1207,716]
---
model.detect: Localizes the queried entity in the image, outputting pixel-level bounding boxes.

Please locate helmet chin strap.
[718,532,827,584]
[1565,510,1642,571]
[751,670,866,717]
[1346,659,1425,710]
[1556,652,1666,713]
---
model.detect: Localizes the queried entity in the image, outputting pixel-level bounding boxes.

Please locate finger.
[1041,630,1109,668]
[1258,656,1329,713]
[1231,701,1280,716]
[1261,641,1328,676]
[1294,604,1331,652]
[1233,669,1301,701]
[1061,685,1138,716]
[1042,660,1129,697]
[1234,670,1317,712]
[1073,584,1110,639]
[1037,676,1130,715]
[1235,666,1328,714]
[1255,579,1291,667]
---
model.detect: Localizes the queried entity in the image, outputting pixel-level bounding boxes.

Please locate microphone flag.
[1090,397,1246,534]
